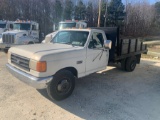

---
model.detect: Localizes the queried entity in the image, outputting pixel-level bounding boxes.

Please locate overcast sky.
[122,0,156,4]
[81,0,157,4]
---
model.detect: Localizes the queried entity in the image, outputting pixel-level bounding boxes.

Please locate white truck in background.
[0,20,39,52]
[42,20,87,43]
[0,20,14,43]
[58,20,87,30]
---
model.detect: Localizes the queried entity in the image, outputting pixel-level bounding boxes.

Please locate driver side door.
[86,31,109,75]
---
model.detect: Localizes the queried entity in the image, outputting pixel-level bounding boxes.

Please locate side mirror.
[104,40,112,49]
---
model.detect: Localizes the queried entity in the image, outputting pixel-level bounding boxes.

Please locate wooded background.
[0,0,159,37]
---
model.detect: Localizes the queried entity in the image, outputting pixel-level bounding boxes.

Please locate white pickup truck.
[6,28,147,100]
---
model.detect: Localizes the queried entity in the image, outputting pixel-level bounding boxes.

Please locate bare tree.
[124,0,155,37]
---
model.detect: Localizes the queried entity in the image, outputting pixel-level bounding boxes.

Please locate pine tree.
[74,0,86,20]
[107,0,125,26]
[86,2,93,27]
[63,0,73,20]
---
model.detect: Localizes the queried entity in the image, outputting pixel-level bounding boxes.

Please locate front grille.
[2,34,15,44]
[11,54,30,71]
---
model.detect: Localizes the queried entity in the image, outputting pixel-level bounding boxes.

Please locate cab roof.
[58,28,104,32]
[14,20,38,25]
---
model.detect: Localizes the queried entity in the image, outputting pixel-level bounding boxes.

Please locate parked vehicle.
[6,27,147,101]
[58,20,87,30]
[0,20,14,44]
[42,20,87,43]
[0,20,39,52]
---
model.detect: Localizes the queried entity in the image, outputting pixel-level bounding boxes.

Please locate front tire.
[47,70,75,101]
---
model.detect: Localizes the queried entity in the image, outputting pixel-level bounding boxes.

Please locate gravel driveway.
[0,51,160,120]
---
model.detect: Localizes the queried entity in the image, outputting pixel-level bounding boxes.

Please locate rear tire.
[126,56,137,72]
[47,70,75,101]
[121,59,126,71]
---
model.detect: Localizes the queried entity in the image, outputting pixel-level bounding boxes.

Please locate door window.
[32,25,37,30]
[88,32,104,49]
[10,24,13,29]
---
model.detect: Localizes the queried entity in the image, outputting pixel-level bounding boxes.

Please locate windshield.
[13,23,31,30]
[51,31,89,47]
[0,24,6,28]
[59,23,76,30]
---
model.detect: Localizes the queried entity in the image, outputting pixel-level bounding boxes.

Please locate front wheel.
[47,70,75,101]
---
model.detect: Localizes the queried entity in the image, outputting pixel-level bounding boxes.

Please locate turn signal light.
[36,61,47,72]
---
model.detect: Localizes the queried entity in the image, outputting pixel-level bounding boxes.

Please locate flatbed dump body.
[92,27,147,62]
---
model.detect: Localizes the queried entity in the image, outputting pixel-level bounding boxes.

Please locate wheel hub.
[57,80,70,92]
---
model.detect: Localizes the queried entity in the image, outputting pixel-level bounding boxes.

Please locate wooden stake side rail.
[114,39,147,61]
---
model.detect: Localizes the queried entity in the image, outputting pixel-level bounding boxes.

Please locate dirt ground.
[148,45,160,53]
[0,51,160,120]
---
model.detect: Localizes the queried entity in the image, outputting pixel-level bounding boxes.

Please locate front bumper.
[6,64,53,89]
[0,43,18,49]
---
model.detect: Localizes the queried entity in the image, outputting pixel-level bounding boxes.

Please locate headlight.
[30,60,47,72]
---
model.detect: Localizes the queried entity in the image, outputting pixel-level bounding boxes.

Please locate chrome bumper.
[6,64,53,89]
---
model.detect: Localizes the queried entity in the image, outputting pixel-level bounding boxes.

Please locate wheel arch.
[55,67,78,78]
[28,41,34,44]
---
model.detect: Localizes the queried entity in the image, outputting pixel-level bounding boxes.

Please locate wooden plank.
[114,49,148,61]
[130,39,136,53]
[137,40,141,51]
[121,39,129,55]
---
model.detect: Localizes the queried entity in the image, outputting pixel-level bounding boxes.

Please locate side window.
[88,32,104,49]
[32,25,36,30]
[10,24,13,29]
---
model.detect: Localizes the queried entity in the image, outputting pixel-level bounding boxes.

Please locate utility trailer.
[93,27,148,71]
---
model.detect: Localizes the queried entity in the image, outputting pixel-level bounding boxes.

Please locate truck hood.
[9,43,83,61]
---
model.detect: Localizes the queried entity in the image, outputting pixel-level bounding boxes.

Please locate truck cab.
[0,20,39,52]
[58,20,87,30]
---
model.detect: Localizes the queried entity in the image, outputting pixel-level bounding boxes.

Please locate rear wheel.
[126,56,137,72]
[121,58,126,71]
[47,70,75,101]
